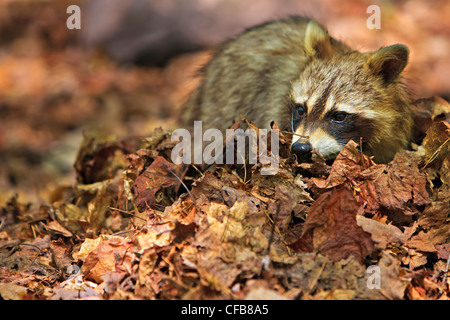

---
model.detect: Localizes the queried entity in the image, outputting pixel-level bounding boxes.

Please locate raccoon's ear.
[304,20,334,59]
[365,44,409,84]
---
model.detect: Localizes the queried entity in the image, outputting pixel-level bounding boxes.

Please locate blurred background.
[0,0,449,203]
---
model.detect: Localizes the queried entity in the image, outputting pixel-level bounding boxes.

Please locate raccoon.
[181,16,414,163]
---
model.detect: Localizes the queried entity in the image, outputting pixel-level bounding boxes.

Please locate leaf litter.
[0,2,449,299]
[1,94,449,300]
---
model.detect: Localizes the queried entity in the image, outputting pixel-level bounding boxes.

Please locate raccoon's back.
[181,17,346,132]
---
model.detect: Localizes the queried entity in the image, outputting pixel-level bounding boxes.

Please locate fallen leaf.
[290,186,375,264]
[406,224,450,253]
[53,203,88,236]
[74,131,133,184]
[421,121,450,169]
[134,221,176,250]
[50,239,73,273]
[356,215,405,250]
[0,283,30,300]
[82,237,134,283]
[368,151,431,225]
[77,235,115,260]
[310,140,375,190]
[412,96,450,142]
[245,286,288,300]
[436,243,450,260]
[376,253,411,300]
[311,289,355,300]
[41,220,73,237]
[133,156,178,210]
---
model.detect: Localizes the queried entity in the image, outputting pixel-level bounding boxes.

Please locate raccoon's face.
[289,20,411,163]
[289,55,384,161]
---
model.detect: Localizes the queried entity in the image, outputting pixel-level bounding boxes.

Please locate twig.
[263,207,293,256]
[112,229,140,236]
[423,137,450,168]
[21,243,44,272]
[167,168,194,201]
[107,206,146,221]
[191,164,204,177]
[280,131,309,139]
[308,256,328,294]
[266,206,280,256]
[359,137,365,167]
[238,153,250,184]
[443,254,450,284]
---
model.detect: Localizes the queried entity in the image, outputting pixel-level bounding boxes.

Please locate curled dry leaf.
[421,121,450,169]
[309,140,376,190]
[412,96,450,142]
[81,236,135,283]
[369,151,430,224]
[309,140,431,225]
[373,253,411,300]
[74,131,134,184]
[356,215,404,250]
[133,156,178,210]
[289,186,375,265]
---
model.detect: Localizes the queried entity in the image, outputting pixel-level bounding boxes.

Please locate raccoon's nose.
[291,141,312,160]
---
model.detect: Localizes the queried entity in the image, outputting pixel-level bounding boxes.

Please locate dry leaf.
[422,121,450,168]
[0,283,30,300]
[133,156,178,210]
[82,237,134,283]
[376,253,411,300]
[356,215,405,250]
[290,186,375,264]
[310,140,375,190]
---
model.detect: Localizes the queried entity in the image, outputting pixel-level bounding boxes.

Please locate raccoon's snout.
[291,141,312,161]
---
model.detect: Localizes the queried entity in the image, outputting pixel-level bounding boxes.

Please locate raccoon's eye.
[332,112,347,123]
[295,104,306,117]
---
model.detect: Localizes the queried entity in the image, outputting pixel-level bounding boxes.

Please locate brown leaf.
[375,252,410,300]
[435,243,450,260]
[406,224,450,253]
[0,283,30,300]
[290,186,375,264]
[422,121,450,169]
[190,171,250,209]
[439,157,450,185]
[245,286,288,300]
[356,215,405,250]
[125,148,158,178]
[416,199,449,230]
[82,237,134,283]
[133,156,178,210]
[412,96,450,142]
[344,151,431,225]
[74,131,134,184]
[50,239,73,272]
[41,220,73,237]
[136,247,169,298]
[273,183,311,232]
[308,142,431,226]
[310,140,376,190]
[371,152,431,224]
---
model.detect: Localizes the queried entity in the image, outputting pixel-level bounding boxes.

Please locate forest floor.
[0,0,449,300]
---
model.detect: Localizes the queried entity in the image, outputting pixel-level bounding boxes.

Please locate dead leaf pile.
[0,0,449,301]
[1,97,449,300]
